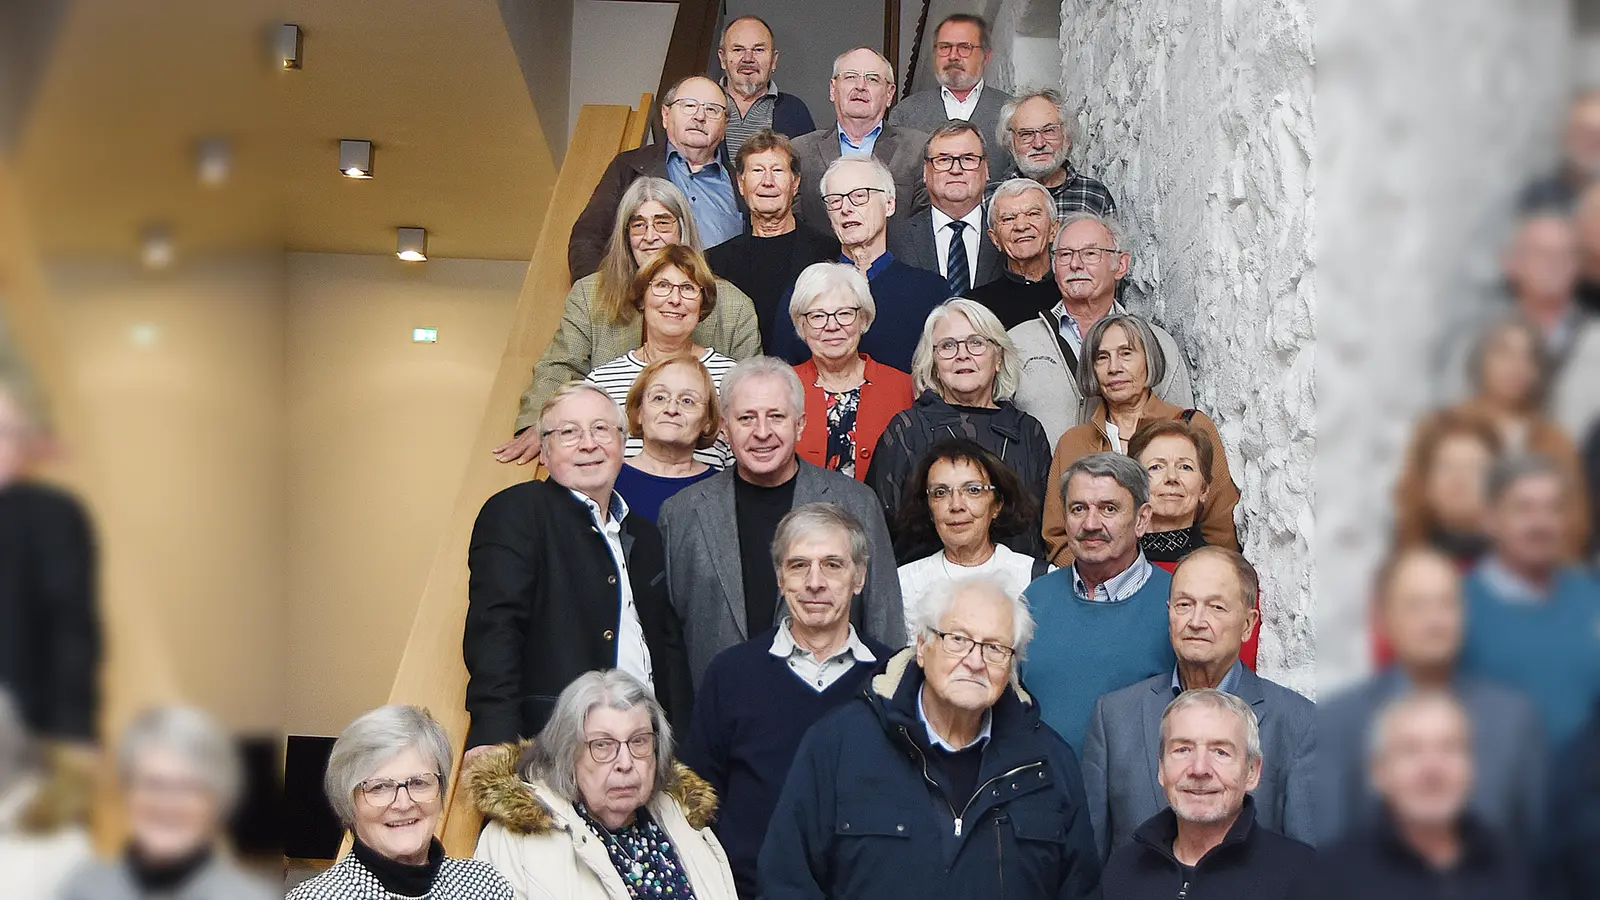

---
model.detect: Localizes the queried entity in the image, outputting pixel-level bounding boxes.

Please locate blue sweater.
[1460,564,1600,747]
[678,627,889,900]
[768,251,949,373]
[1020,565,1176,754]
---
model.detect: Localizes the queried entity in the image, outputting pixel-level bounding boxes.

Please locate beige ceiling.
[13,0,557,262]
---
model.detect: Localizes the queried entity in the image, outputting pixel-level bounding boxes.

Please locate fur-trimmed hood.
[466,739,718,835]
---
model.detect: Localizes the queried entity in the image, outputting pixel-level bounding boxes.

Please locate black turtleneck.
[352,835,445,897]
[127,843,214,893]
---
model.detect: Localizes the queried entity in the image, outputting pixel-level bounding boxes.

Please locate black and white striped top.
[587,348,737,468]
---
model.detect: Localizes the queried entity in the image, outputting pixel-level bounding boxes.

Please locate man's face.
[1158,704,1261,826]
[829,49,894,124]
[1488,473,1568,577]
[1007,96,1070,180]
[932,20,989,94]
[718,18,777,98]
[1380,552,1463,672]
[725,373,804,483]
[987,188,1056,266]
[738,148,799,219]
[824,160,894,249]
[778,525,865,633]
[1053,219,1128,308]
[1504,216,1579,303]
[915,583,1014,714]
[662,77,729,154]
[924,130,989,214]
[1371,701,1474,831]
[1063,472,1150,568]
[541,391,624,502]
[1168,554,1258,672]
[1565,94,1600,180]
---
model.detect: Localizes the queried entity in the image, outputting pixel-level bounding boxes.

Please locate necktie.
[945,220,970,296]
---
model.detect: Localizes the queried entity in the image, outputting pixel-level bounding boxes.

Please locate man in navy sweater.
[678,502,891,899]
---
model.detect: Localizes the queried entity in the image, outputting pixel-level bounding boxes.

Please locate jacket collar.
[865,646,1037,747]
[911,389,1027,441]
[1371,806,1508,873]
[1083,392,1184,446]
[1132,794,1260,869]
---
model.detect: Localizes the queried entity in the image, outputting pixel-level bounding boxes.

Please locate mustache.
[1075,529,1111,542]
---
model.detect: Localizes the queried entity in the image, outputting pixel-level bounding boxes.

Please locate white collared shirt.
[940,80,985,121]
[768,618,878,693]
[931,205,985,287]
[569,488,654,692]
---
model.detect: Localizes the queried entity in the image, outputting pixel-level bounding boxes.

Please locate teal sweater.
[1020,564,1175,754]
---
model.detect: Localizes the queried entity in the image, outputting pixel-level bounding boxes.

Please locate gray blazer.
[1082,664,1316,861]
[887,85,1014,146]
[790,124,931,231]
[658,461,906,686]
[886,206,1005,290]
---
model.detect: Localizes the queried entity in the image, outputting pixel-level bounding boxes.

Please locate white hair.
[119,705,245,819]
[1160,689,1262,767]
[524,670,676,806]
[719,355,805,418]
[914,575,1036,668]
[539,380,627,434]
[322,704,454,829]
[909,298,1022,400]
[996,87,1081,158]
[986,177,1054,224]
[789,262,877,332]
[821,155,896,203]
[1054,210,1130,252]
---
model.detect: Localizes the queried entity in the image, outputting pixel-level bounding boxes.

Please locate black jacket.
[705,225,840,347]
[1306,812,1532,900]
[0,482,99,741]
[1541,701,1599,900]
[1100,797,1314,900]
[463,479,692,748]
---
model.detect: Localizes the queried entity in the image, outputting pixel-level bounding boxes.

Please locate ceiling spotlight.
[339,140,373,179]
[196,137,231,186]
[278,24,303,70]
[396,227,428,262]
[141,225,174,270]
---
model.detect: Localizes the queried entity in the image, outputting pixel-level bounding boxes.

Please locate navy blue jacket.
[757,648,1101,900]
[771,92,817,139]
[1101,797,1314,900]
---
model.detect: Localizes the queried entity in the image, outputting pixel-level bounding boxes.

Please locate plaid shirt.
[986,165,1118,220]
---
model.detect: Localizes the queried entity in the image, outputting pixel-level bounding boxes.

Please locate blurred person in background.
[0,688,92,899]
[1318,547,1545,844]
[1392,409,1503,567]
[1520,90,1600,211]
[1542,699,1600,900]
[290,705,512,899]
[613,356,723,523]
[1570,180,1600,315]
[62,705,275,900]
[1308,692,1533,900]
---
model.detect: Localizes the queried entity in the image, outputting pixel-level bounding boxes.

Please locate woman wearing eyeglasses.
[788,263,914,481]
[472,670,738,900]
[613,356,723,523]
[866,298,1052,563]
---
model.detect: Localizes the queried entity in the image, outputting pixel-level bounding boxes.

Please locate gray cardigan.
[61,858,278,900]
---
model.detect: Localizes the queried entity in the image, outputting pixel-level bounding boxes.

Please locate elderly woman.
[472,670,738,900]
[289,705,512,899]
[866,298,1052,563]
[894,439,1049,633]
[587,244,737,468]
[495,177,760,465]
[1041,312,1240,566]
[61,706,276,900]
[1392,407,1503,566]
[614,355,723,522]
[789,262,914,480]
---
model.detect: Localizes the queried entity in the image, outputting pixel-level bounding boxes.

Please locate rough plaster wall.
[1061,0,1316,694]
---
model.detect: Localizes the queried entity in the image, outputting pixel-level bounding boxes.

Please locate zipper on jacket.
[899,726,962,835]
[1177,880,1189,900]
[956,762,1042,834]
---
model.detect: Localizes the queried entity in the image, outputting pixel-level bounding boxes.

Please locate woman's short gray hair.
[323,704,454,829]
[540,380,627,434]
[1076,313,1169,399]
[1160,689,1262,766]
[1060,451,1150,509]
[1055,210,1129,251]
[523,671,677,805]
[789,263,877,333]
[986,177,1054,223]
[911,298,1022,400]
[770,502,870,574]
[118,705,245,818]
[719,356,805,418]
[821,155,896,203]
[913,575,1037,669]
[996,88,1081,157]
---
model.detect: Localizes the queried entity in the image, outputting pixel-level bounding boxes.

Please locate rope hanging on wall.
[903,0,933,96]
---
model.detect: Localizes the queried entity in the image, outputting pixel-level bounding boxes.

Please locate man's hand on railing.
[492,429,541,465]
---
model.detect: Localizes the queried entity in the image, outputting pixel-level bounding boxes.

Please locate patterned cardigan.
[287,853,514,900]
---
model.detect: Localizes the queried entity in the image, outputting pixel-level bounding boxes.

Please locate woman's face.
[1092,323,1150,406]
[1425,432,1495,533]
[1479,326,1539,407]
[800,288,866,364]
[641,264,703,344]
[639,361,710,449]
[1137,433,1208,525]
[927,457,1002,551]
[125,747,223,864]
[628,200,682,266]
[575,704,657,830]
[931,311,1001,403]
[351,746,443,866]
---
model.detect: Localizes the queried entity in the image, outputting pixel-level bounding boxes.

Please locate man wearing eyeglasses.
[988,89,1117,221]
[888,121,1004,294]
[790,47,930,229]
[716,16,816,158]
[886,15,1014,142]
[759,575,1102,900]
[568,75,747,280]
[462,382,693,768]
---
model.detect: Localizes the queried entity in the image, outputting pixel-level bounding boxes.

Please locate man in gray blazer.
[886,121,1004,294]
[887,14,1013,143]
[658,357,905,686]
[791,47,929,230]
[1082,546,1315,861]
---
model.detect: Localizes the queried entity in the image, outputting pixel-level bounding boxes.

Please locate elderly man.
[1021,453,1174,754]
[1318,547,1545,844]
[1506,209,1600,440]
[717,16,816,157]
[707,129,840,345]
[1521,90,1600,211]
[760,575,1101,900]
[1100,690,1315,900]
[887,122,1003,294]
[462,382,693,765]
[791,47,929,228]
[1460,454,1600,749]
[967,177,1061,328]
[886,15,1014,141]
[1008,212,1194,446]
[989,89,1116,219]
[568,75,746,279]
[768,156,948,372]
[659,357,903,686]
[1083,547,1315,861]
[679,503,892,899]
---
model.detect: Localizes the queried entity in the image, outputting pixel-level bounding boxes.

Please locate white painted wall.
[568,1,680,139]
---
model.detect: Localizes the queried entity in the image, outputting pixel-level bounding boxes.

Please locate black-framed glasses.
[1013,124,1062,144]
[822,187,886,211]
[926,153,986,173]
[356,772,443,807]
[540,422,624,447]
[926,482,995,503]
[801,307,861,329]
[668,98,727,120]
[929,629,1016,665]
[934,41,980,58]
[933,335,994,359]
[585,732,656,764]
[649,279,703,300]
[1054,246,1116,266]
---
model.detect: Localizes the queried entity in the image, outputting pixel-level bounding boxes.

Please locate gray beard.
[1014,146,1070,180]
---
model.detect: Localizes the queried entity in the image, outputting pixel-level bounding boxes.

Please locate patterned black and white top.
[286,853,515,900]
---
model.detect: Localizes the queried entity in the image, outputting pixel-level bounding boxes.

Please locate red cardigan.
[1150,558,1260,670]
[794,355,914,482]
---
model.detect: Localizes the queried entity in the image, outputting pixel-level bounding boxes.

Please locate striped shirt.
[1070,552,1154,603]
[723,81,779,158]
[586,348,737,468]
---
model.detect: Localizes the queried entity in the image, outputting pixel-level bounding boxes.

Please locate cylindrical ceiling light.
[396,227,428,262]
[196,137,231,186]
[278,24,303,69]
[141,225,174,269]
[339,140,373,179]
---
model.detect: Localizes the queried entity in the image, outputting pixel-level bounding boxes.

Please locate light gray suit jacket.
[790,123,931,231]
[657,461,906,686]
[886,206,1005,290]
[887,85,1014,147]
[1081,664,1316,861]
